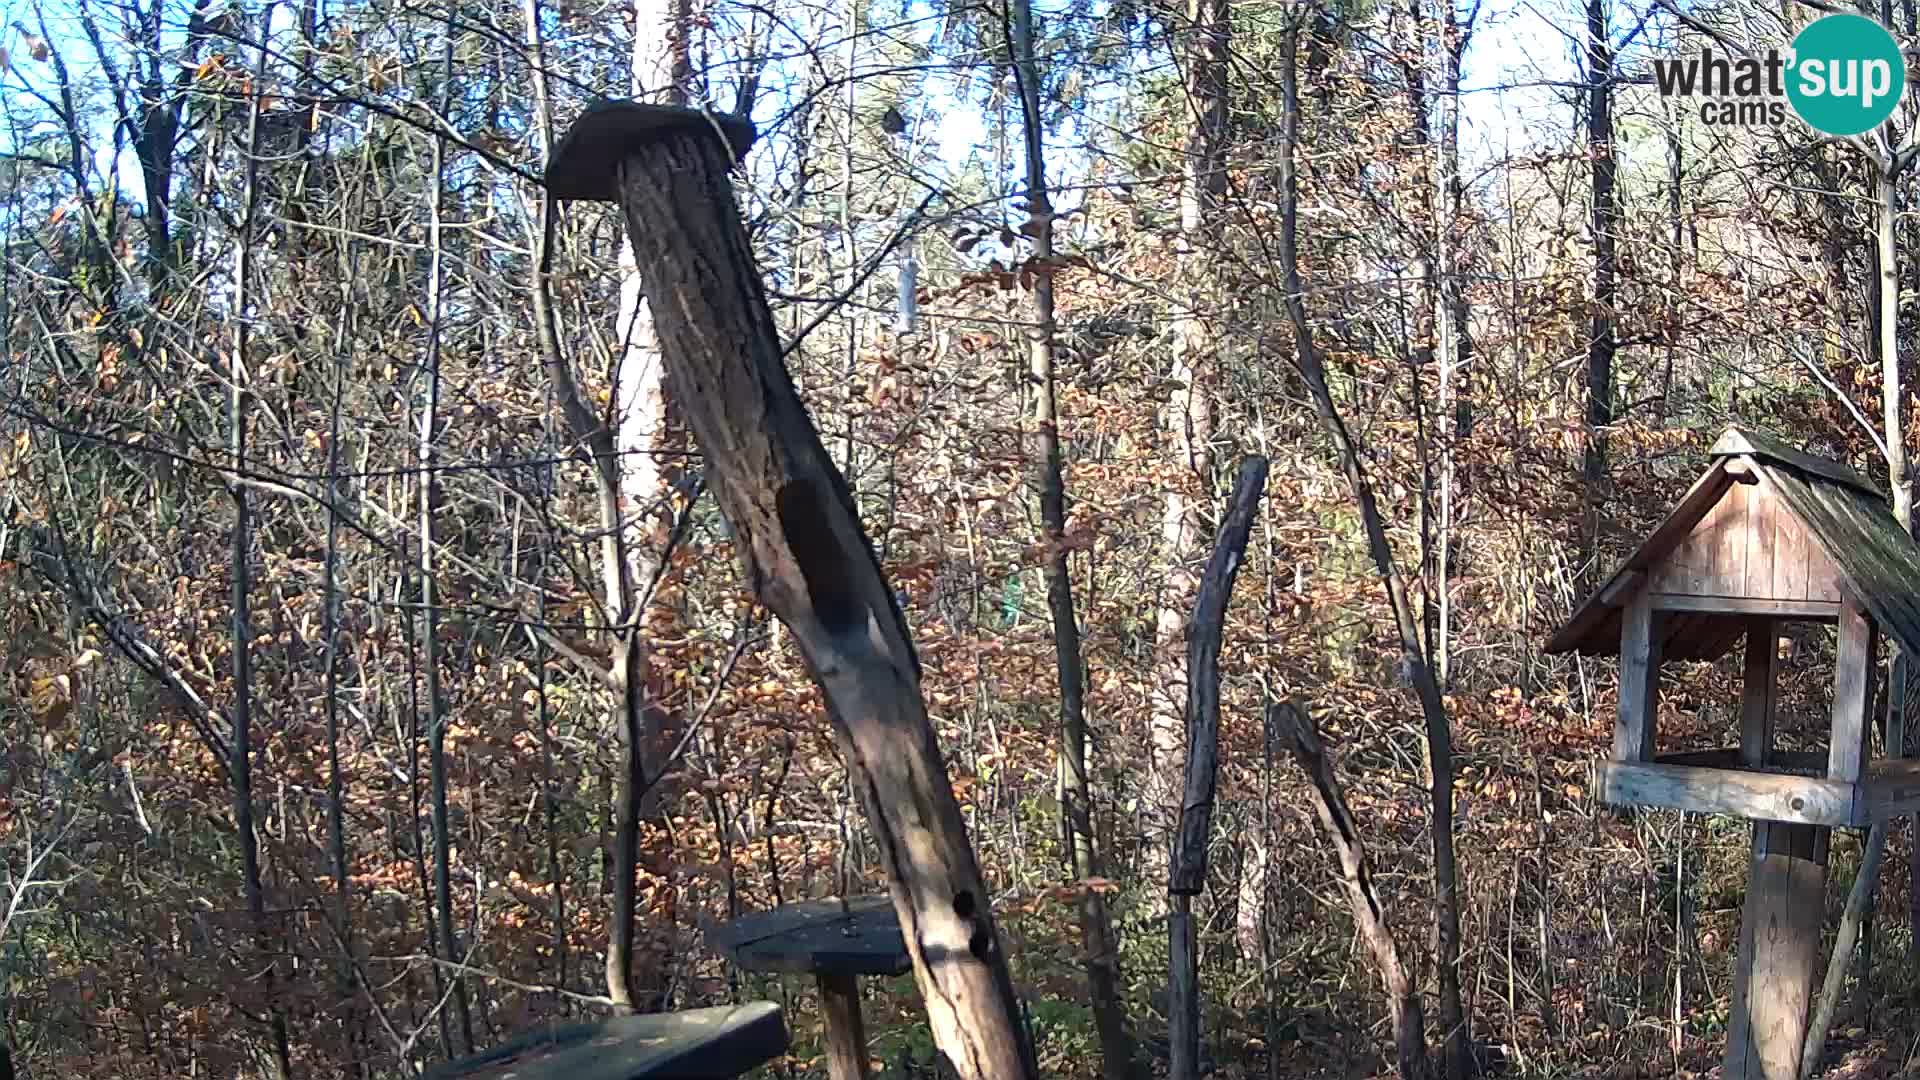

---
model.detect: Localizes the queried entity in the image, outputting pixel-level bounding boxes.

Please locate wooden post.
[1725,600,1873,1079]
[545,104,1037,1080]
[1739,619,1776,768]
[1167,457,1268,1080]
[1724,823,1828,1080]
[817,973,870,1080]
[1614,585,1660,762]
[1829,593,1876,783]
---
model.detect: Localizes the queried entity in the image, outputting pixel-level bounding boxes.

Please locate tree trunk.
[1006,2,1136,1077]
[419,28,474,1053]
[577,117,1039,1080]
[322,245,361,1072]
[1273,701,1428,1079]
[1149,0,1230,853]
[601,0,696,1010]
[1277,25,1467,1078]
[230,22,292,1077]
[1168,458,1269,1080]
[1580,0,1616,559]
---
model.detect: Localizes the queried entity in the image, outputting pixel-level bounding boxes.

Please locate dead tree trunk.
[1168,457,1269,1080]
[547,104,1038,1080]
[1276,22,1467,1075]
[1273,701,1428,1079]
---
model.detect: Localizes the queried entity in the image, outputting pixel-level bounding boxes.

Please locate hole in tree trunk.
[777,478,863,635]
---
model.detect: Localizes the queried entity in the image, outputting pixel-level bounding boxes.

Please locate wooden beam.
[1858,758,1920,823]
[1725,822,1828,1080]
[1652,749,1825,774]
[1600,570,1646,607]
[1741,619,1777,768]
[1649,595,1840,620]
[1595,760,1859,827]
[1829,593,1875,783]
[1614,586,1660,762]
[1721,454,1761,482]
[817,973,870,1080]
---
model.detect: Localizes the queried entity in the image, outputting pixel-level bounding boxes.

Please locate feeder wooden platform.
[1594,749,1920,827]
[421,1002,787,1080]
[710,897,909,1080]
[709,896,910,978]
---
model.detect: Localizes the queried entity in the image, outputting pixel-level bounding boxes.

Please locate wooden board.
[1614,587,1660,762]
[1829,594,1875,783]
[1600,755,1920,826]
[1741,621,1777,768]
[710,897,911,978]
[1594,760,1859,826]
[1724,822,1827,1080]
[1646,480,1844,604]
[422,1003,788,1080]
[1650,596,1840,620]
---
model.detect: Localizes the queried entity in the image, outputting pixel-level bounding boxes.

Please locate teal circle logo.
[1786,14,1904,136]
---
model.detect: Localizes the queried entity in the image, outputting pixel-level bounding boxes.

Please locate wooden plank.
[1736,482,1761,598]
[1595,761,1859,826]
[1742,619,1778,768]
[1713,484,1750,597]
[1614,586,1661,762]
[817,973,871,1080]
[1829,594,1875,783]
[710,898,910,978]
[1771,488,1808,601]
[1723,822,1828,1080]
[1745,475,1777,598]
[1806,535,1844,603]
[423,1003,789,1080]
[1649,595,1840,620]
[1859,757,1920,822]
[1653,748,1826,774]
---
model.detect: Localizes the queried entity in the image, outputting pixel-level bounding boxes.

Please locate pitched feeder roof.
[1544,427,1920,662]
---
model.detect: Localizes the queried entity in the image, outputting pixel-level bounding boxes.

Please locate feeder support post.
[544,104,1038,1080]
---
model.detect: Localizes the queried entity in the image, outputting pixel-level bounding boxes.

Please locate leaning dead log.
[1167,456,1268,1080]
[545,102,1037,1080]
[1272,700,1427,1079]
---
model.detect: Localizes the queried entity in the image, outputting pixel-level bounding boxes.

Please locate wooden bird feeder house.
[1546,426,1920,1079]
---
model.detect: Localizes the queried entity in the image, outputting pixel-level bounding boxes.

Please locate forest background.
[4,0,1920,1074]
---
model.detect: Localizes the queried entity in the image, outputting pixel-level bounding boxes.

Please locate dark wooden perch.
[421,1003,787,1079]
[545,102,1036,1080]
[711,897,911,1080]
[1166,456,1268,1080]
